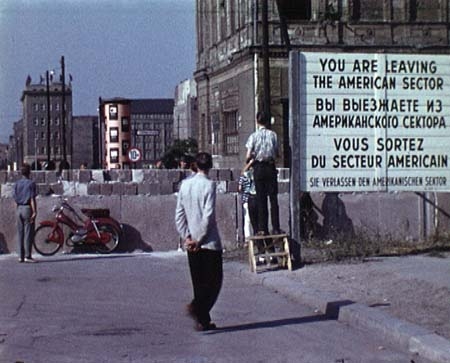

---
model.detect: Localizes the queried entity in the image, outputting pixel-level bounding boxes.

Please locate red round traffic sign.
[128,147,142,162]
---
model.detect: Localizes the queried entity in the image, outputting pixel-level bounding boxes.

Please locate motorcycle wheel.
[33,225,63,256]
[94,223,120,254]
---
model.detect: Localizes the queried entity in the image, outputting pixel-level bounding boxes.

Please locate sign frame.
[127,147,142,163]
[290,51,450,194]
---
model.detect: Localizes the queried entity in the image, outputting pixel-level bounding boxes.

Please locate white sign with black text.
[290,52,450,192]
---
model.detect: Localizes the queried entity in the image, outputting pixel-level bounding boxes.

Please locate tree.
[161,138,198,169]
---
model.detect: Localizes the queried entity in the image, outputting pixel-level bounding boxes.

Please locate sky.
[0,0,196,143]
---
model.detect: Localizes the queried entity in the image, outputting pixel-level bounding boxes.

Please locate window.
[110,127,119,143]
[41,118,45,126]
[34,118,39,126]
[210,112,220,155]
[224,111,239,155]
[109,105,118,120]
[110,148,119,163]
[277,0,311,21]
[55,117,60,126]
[121,117,130,132]
[410,0,441,21]
[220,0,227,40]
[122,140,130,156]
[352,0,384,21]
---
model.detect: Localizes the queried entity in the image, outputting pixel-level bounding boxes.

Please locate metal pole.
[262,0,271,124]
[98,97,103,169]
[46,71,51,163]
[34,133,37,170]
[61,56,67,164]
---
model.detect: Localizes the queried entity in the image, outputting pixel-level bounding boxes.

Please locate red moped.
[33,198,122,255]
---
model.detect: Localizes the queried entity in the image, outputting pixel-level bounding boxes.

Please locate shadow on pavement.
[32,254,140,263]
[208,314,332,334]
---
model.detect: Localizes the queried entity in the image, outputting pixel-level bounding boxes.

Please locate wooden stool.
[247,233,292,272]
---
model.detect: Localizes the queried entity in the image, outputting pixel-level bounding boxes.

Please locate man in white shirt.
[245,111,282,236]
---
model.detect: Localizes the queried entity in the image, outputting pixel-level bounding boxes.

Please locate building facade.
[99,98,174,169]
[195,0,450,168]
[20,74,73,169]
[0,143,8,170]
[71,115,99,169]
[8,120,24,170]
[130,99,174,168]
[173,79,198,140]
[99,98,132,170]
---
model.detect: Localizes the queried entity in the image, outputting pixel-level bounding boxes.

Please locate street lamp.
[59,55,70,170]
[42,70,55,170]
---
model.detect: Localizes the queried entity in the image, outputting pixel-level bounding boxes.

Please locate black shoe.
[196,322,217,331]
[269,256,279,265]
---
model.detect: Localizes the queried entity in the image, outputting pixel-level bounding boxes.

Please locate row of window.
[34,131,61,140]
[33,146,61,155]
[32,103,67,112]
[33,117,67,126]
[131,114,173,120]
[132,123,169,130]
[199,0,444,50]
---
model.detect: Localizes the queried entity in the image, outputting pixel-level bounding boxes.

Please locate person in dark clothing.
[175,152,223,331]
[245,111,282,235]
[13,163,38,263]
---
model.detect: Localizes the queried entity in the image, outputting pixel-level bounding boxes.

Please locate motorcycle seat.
[81,208,110,218]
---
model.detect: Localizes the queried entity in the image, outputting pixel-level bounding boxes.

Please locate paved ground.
[0,251,436,363]
[1,249,450,362]
[227,250,450,363]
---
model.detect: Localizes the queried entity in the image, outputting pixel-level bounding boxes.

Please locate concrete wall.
[1,169,449,255]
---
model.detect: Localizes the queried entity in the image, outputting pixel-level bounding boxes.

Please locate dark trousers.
[247,195,258,235]
[187,249,223,326]
[253,161,280,234]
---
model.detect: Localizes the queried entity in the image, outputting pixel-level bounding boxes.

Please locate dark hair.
[21,163,31,177]
[256,110,269,126]
[195,152,213,171]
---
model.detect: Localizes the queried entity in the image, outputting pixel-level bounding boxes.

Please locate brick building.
[194,0,450,168]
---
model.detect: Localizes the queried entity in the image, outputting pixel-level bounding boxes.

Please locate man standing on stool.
[245,111,283,236]
[175,152,223,331]
[13,163,38,263]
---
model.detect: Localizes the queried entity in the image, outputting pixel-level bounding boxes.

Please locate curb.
[230,262,450,363]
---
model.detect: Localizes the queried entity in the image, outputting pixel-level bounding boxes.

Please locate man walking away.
[245,111,283,236]
[175,152,223,331]
[13,163,38,263]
